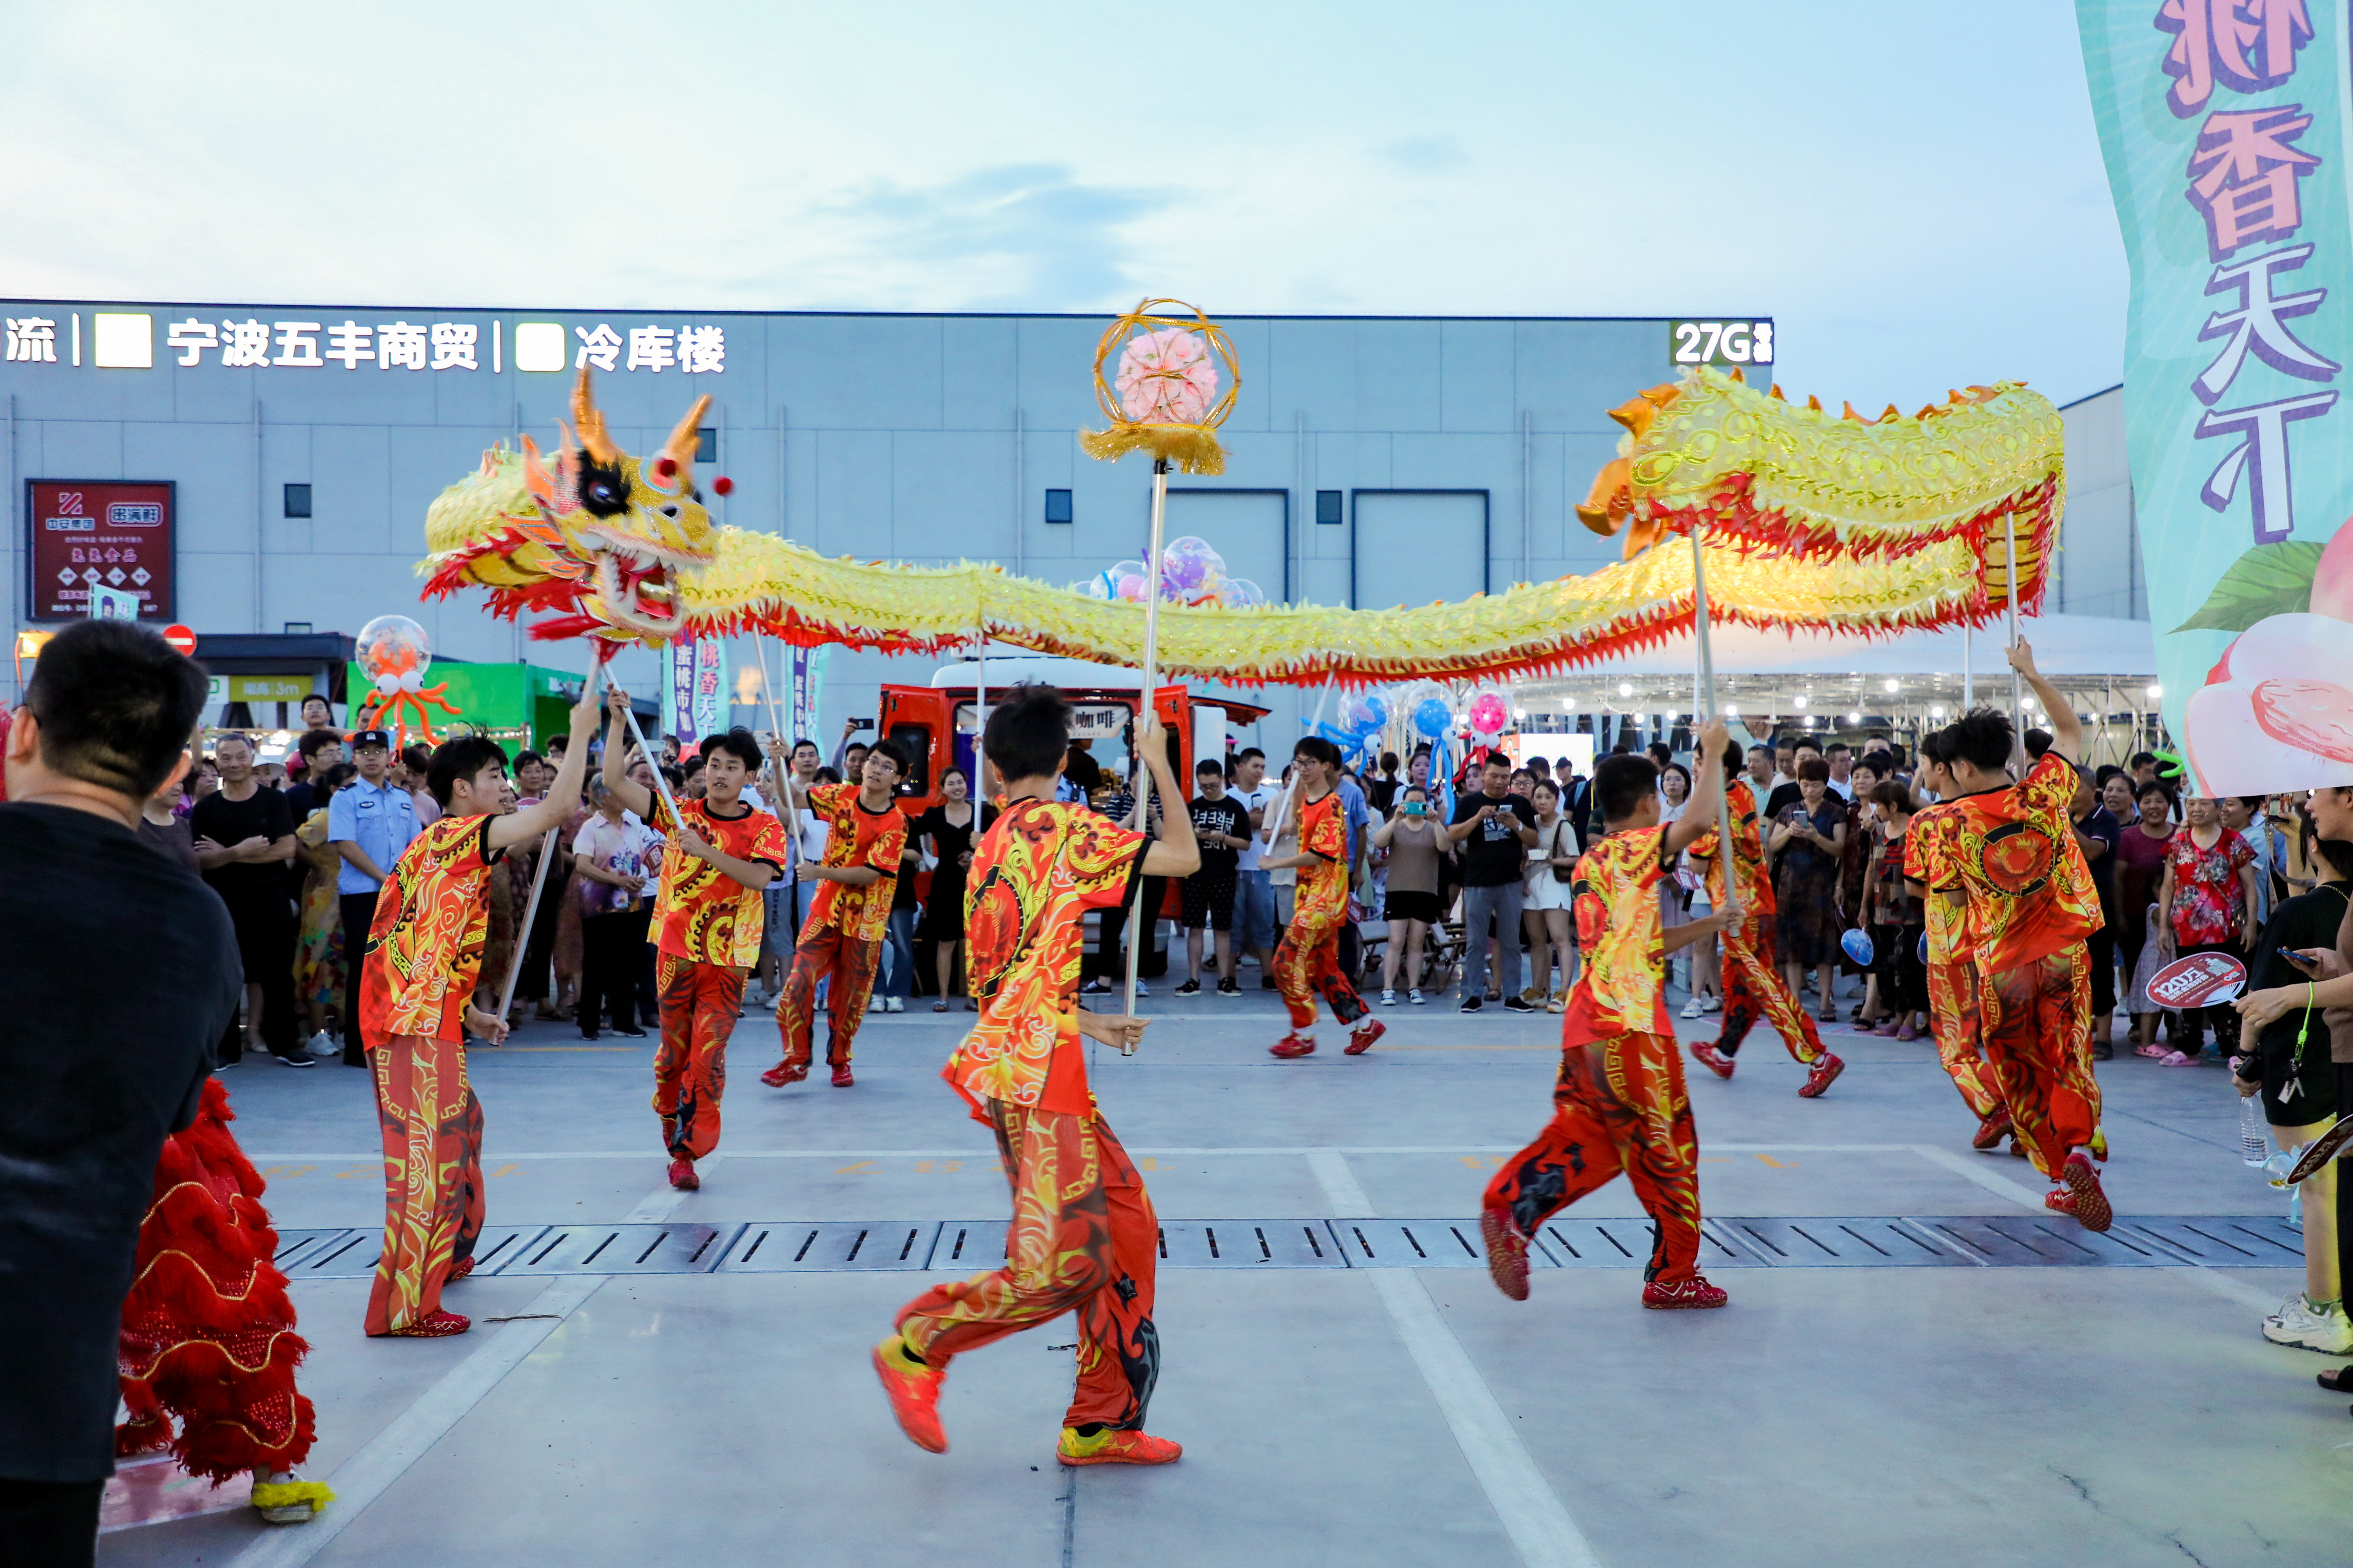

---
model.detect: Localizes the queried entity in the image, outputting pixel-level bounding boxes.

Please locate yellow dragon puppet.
[421,366,2064,686]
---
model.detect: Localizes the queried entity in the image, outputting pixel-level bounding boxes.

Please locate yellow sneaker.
[1056,1426,1182,1466]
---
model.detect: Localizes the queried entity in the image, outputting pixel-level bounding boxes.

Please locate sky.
[0,1,2127,410]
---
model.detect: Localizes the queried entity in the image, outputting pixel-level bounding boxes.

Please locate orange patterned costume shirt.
[358,815,501,1049]
[945,798,1146,1121]
[1687,780,1776,916]
[650,797,790,969]
[1906,803,1966,965]
[1293,790,1350,923]
[803,782,907,944]
[1560,825,1676,1043]
[1909,753,2101,973]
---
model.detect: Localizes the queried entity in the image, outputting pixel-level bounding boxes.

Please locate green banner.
[2077,0,2353,794]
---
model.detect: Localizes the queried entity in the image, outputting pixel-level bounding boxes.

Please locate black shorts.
[1183,872,1237,931]
[1384,889,1442,924]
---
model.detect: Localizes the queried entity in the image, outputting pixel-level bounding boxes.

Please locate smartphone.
[2281,946,2318,970]
[1403,803,1425,817]
[850,716,876,731]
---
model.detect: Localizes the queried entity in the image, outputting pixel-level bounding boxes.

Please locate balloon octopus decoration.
[352,614,463,744]
[1078,299,1242,475]
[1083,534,1266,610]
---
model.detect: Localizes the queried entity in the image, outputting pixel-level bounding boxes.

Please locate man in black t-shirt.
[1,619,239,1563]
[1448,755,1540,1012]
[1179,761,1250,996]
[191,732,302,1066]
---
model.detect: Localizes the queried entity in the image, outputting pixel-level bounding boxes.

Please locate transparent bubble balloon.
[1160,535,1224,597]
[356,615,433,687]
[1224,577,1265,609]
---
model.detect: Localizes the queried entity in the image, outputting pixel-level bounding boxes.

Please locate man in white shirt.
[1229,748,1282,990]
[1825,743,1854,801]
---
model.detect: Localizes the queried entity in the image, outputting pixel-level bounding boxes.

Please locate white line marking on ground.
[245,1142,1933,1162]
[1909,1144,2049,1209]
[1307,1148,1375,1218]
[229,1274,606,1568]
[623,1154,724,1222]
[1311,1150,1603,1568]
[2177,1268,2284,1311]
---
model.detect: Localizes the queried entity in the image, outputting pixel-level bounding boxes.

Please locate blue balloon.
[1840,928,1875,968]
[1413,697,1452,740]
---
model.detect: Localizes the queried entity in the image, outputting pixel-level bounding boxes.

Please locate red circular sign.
[161,625,198,656]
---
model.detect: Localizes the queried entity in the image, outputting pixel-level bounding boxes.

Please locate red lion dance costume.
[114,1079,333,1523]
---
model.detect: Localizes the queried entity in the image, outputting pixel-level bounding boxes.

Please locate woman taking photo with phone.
[1374,785,1450,1005]
[2233,785,2353,1356]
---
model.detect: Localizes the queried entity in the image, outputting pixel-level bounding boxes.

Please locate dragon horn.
[571,368,620,464]
[520,433,557,507]
[660,395,714,482]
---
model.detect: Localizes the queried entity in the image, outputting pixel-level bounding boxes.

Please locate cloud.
[1376,136,1470,174]
[788,163,1170,310]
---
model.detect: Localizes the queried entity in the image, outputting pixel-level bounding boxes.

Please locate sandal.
[2158,1050,2195,1067]
[2319,1366,2353,1393]
[2135,1044,2170,1059]
[931,1000,950,1013]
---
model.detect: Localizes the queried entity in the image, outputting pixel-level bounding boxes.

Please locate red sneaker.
[1798,1051,1845,1098]
[1641,1275,1728,1310]
[2062,1150,2111,1232]
[1480,1206,1530,1301]
[2044,1186,2075,1215]
[1270,1033,1316,1059]
[1690,1042,1735,1080]
[1345,1018,1386,1055]
[1971,1110,2014,1151]
[762,1060,809,1088]
[387,1310,471,1338]
[831,1064,855,1087]
[2009,1137,2032,1160]
[1057,1427,1181,1466]
[446,1255,474,1282]
[871,1338,947,1453]
[667,1155,699,1191]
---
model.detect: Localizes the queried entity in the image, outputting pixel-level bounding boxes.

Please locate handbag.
[1549,822,1575,883]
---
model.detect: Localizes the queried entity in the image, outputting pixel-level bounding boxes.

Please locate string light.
[1617,680,1634,697]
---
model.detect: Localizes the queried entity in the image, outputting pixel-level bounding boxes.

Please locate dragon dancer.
[1906,642,2112,1229]
[873,688,1198,1466]
[602,690,786,1191]
[762,741,909,1090]
[356,690,599,1337]
[1907,732,2011,1152]
[1260,736,1384,1059]
[1481,726,1734,1308]
[1686,742,1846,1096]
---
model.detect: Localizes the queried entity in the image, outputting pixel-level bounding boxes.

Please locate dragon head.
[423,368,715,645]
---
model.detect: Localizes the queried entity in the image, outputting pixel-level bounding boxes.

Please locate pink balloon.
[1469,693,1509,735]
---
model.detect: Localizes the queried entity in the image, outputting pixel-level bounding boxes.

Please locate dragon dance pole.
[1119,459,1174,1046]
[494,659,611,1029]
[2004,515,2025,772]
[1690,528,1739,924]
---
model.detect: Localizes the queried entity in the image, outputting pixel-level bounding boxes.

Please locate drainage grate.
[1533,1219,1757,1269]
[1324,1219,1505,1269]
[276,1225,550,1279]
[2124,1216,2305,1266]
[1158,1221,1347,1268]
[931,1221,1012,1273]
[1917,1216,2173,1268]
[271,1229,356,1270]
[498,1223,740,1275]
[1717,1217,1973,1267]
[717,1222,938,1272]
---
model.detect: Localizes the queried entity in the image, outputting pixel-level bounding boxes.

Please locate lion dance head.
[423,368,716,647]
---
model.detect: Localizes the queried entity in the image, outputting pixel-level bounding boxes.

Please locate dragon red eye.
[712,475,734,496]
[655,457,677,480]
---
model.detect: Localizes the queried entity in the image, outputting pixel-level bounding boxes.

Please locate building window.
[282,621,313,635]
[1044,489,1073,524]
[1316,489,1343,525]
[284,482,312,518]
[696,427,717,463]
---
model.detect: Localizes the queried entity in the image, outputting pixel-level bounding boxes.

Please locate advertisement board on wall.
[24,480,174,622]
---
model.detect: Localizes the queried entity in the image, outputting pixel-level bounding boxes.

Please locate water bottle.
[2240,1091,2269,1167]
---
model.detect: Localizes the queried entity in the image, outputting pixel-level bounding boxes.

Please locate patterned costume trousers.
[1274,911,1369,1031]
[896,1102,1160,1432]
[1978,944,2104,1178]
[776,921,880,1069]
[655,953,743,1160]
[1714,911,1823,1063]
[1927,958,2005,1121]
[1484,1031,1701,1283]
[365,1033,484,1336]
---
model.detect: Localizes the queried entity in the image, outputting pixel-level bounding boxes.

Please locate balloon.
[1161,535,1222,596]
[1468,690,1510,738]
[356,614,432,687]
[1224,578,1265,609]
[1840,928,1875,967]
[1918,932,1929,967]
[1413,697,1453,740]
[1116,573,1145,602]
